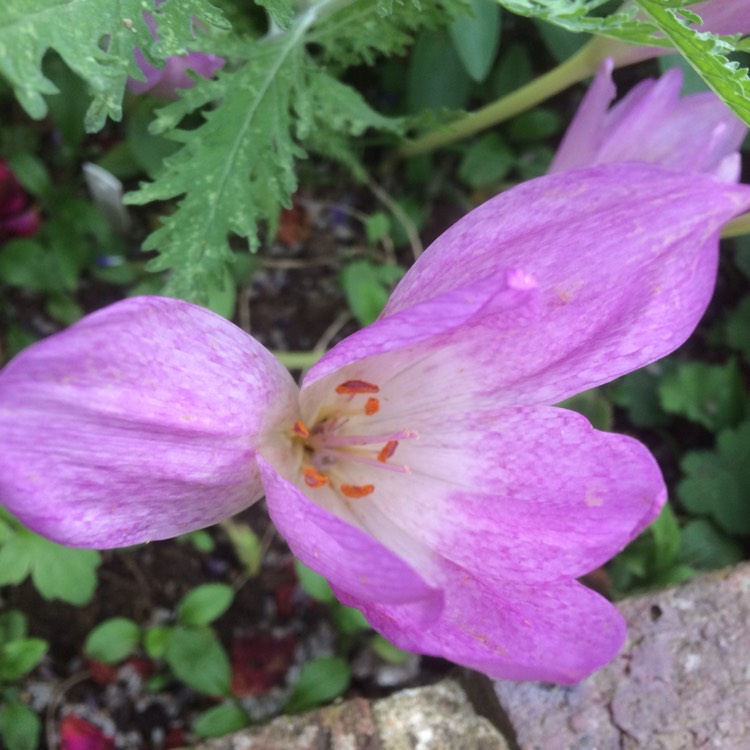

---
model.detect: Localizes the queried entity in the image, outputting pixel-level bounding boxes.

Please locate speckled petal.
[0,297,298,547]
[340,560,626,684]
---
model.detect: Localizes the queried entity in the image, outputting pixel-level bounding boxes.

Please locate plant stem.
[398,36,617,158]
[722,211,750,239]
[273,350,324,369]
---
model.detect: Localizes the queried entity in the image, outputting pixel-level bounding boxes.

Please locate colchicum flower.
[550,59,747,180]
[127,11,224,99]
[2,164,749,683]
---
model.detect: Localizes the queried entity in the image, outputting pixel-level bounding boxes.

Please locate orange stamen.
[340,483,375,499]
[303,468,329,488]
[292,420,310,439]
[335,380,380,395]
[364,397,380,415]
[377,440,399,463]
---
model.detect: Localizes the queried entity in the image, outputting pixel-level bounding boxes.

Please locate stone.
[493,562,750,750]
[187,680,509,750]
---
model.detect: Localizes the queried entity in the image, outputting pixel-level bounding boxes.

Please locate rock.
[493,562,750,750]
[188,680,508,750]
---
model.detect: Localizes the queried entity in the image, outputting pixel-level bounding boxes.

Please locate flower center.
[291,379,417,499]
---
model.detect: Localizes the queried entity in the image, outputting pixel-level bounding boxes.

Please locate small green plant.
[0,610,47,750]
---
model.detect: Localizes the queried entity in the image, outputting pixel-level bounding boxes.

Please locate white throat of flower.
[290,378,418,500]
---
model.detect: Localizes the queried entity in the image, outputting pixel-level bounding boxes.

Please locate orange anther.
[377,440,399,463]
[335,380,380,395]
[292,420,310,439]
[303,468,329,488]
[364,397,380,415]
[340,483,375,499]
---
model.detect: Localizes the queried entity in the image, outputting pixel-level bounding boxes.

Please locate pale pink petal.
[314,166,750,406]
[257,457,443,622]
[298,353,664,583]
[551,62,746,178]
[548,58,616,173]
[340,561,626,683]
[0,297,298,548]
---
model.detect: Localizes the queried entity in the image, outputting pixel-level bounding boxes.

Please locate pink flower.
[2,164,749,683]
[550,59,747,180]
[127,12,224,99]
[0,160,40,242]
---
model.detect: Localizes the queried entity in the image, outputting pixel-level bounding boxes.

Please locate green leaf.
[458,133,515,188]
[164,626,232,696]
[0,700,41,750]
[449,0,502,82]
[330,603,370,635]
[193,702,250,738]
[0,533,33,586]
[126,30,308,302]
[294,559,335,604]
[649,503,681,572]
[26,534,100,605]
[406,28,473,112]
[0,639,47,681]
[222,520,263,577]
[144,626,172,660]
[678,420,750,535]
[84,618,141,664]
[0,611,27,643]
[178,584,234,627]
[256,0,295,30]
[635,0,750,126]
[557,388,613,431]
[0,0,226,130]
[725,295,750,364]
[283,657,351,714]
[339,260,405,326]
[680,519,744,570]
[370,634,411,664]
[507,108,562,143]
[608,367,671,429]
[659,359,746,432]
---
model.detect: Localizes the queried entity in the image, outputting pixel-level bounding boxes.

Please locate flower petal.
[552,61,746,179]
[0,297,298,547]
[258,457,443,622]
[340,560,626,684]
[327,401,664,584]
[312,165,750,406]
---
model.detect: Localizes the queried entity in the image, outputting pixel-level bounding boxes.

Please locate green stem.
[722,211,750,239]
[398,36,620,158]
[273,350,325,369]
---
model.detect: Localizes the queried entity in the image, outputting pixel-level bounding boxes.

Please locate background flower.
[0,160,40,243]
[549,58,747,179]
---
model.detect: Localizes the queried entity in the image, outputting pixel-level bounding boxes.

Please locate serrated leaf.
[0,0,227,130]
[0,701,41,750]
[678,420,750,535]
[0,611,27,643]
[283,657,351,714]
[256,0,295,30]
[164,626,232,696]
[84,618,141,664]
[635,0,750,126]
[0,639,47,681]
[178,584,234,627]
[193,702,250,738]
[126,32,307,301]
